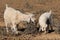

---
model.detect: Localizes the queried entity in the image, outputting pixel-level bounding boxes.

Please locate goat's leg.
[12,23,18,34]
[50,25,53,32]
[42,27,48,34]
[39,27,42,32]
[5,20,9,33]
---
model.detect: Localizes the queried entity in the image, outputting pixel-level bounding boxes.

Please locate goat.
[38,10,53,33]
[4,4,35,34]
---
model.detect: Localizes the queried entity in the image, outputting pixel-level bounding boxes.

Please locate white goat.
[39,10,52,33]
[4,4,35,34]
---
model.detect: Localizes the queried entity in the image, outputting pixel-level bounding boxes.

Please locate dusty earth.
[0,0,60,40]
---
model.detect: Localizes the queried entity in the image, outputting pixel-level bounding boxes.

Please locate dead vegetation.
[0,0,60,40]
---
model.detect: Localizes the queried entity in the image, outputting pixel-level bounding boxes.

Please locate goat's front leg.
[11,23,18,34]
[39,27,42,32]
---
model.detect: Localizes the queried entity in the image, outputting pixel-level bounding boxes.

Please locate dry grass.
[0,0,60,40]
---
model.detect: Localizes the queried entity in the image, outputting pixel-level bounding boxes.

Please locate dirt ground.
[0,0,60,40]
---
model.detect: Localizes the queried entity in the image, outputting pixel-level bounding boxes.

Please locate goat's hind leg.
[5,20,9,33]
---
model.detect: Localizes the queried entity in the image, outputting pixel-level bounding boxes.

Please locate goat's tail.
[49,10,52,13]
[6,4,8,9]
